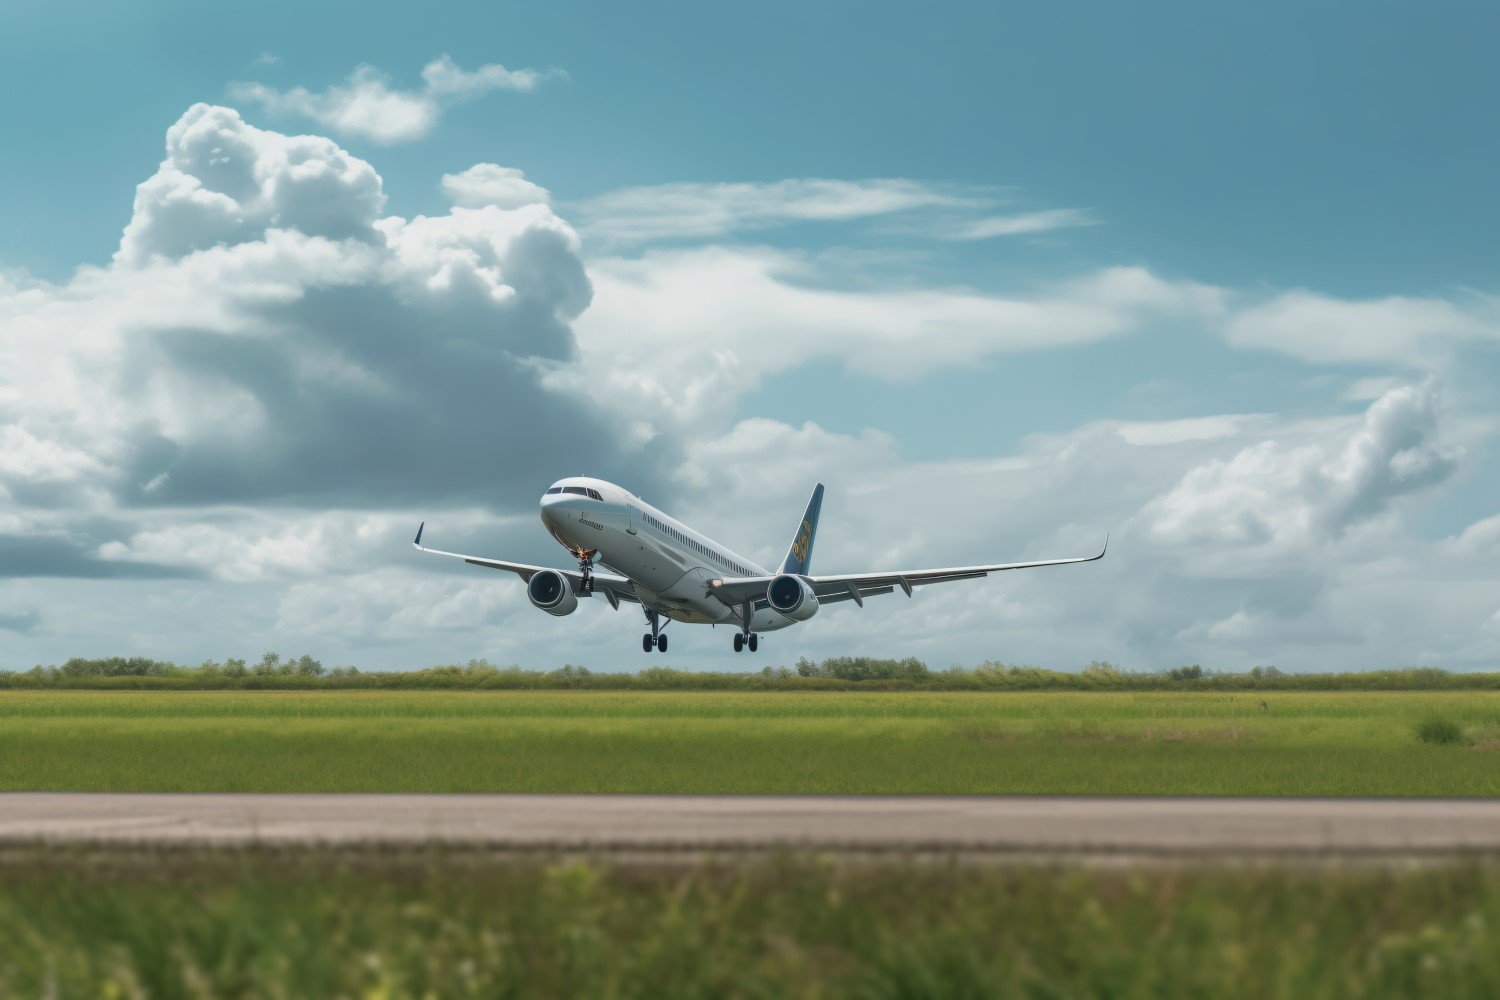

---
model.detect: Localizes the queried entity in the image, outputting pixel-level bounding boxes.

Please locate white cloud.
[556,247,1224,433]
[1442,514,1500,560]
[95,511,429,583]
[571,178,986,243]
[941,208,1099,240]
[278,572,522,638]
[252,52,281,67]
[117,103,385,265]
[0,104,652,590]
[229,54,559,144]
[1224,290,1497,366]
[1339,375,1405,401]
[647,399,1498,670]
[419,54,553,97]
[441,163,551,209]
[1112,415,1262,447]
[572,177,1101,247]
[1145,381,1460,552]
[8,101,1500,673]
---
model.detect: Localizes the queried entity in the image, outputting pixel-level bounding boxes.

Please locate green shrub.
[4,656,1500,692]
[1414,717,1468,746]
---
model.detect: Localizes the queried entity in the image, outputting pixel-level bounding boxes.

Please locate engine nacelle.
[527,570,579,617]
[767,574,819,621]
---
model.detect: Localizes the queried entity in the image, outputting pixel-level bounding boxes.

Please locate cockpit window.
[587,489,603,501]
[563,486,588,495]
[545,487,563,494]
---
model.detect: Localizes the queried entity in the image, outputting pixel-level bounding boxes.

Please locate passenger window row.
[640,511,751,576]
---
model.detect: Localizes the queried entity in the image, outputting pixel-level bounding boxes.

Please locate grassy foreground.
[0,850,1497,997]
[1,690,1497,795]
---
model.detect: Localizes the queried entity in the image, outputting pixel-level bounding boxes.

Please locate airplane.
[413,477,1106,653]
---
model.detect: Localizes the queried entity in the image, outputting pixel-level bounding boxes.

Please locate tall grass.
[0,690,1496,795]
[0,849,1498,997]
[1416,716,1469,745]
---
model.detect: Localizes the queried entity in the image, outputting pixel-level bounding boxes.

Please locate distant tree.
[1081,661,1123,686]
[253,652,281,677]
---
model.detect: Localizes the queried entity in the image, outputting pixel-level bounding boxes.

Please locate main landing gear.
[733,599,758,653]
[642,609,667,653]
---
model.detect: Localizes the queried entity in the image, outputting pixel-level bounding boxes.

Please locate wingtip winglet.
[1098,532,1110,559]
[414,522,425,548]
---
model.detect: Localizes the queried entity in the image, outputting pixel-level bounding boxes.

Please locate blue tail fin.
[778,484,824,576]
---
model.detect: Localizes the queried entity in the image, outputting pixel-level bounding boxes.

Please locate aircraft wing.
[412,523,640,609]
[707,537,1107,609]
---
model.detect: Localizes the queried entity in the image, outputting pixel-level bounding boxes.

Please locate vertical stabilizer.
[778,483,824,576]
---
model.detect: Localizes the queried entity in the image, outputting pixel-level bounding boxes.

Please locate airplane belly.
[633,569,735,625]
[596,530,681,593]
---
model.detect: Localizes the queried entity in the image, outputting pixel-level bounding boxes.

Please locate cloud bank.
[4,103,1499,672]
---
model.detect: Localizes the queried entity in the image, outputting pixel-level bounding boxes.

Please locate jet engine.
[767,574,819,621]
[527,569,579,616]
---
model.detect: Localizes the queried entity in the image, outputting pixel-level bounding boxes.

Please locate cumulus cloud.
[0,104,656,586]
[117,103,385,264]
[652,403,1492,670]
[229,55,558,144]
[440,163,551,209]
[1146,382,1460,551]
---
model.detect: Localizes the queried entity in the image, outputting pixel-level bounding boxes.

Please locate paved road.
[2,794,1499,859]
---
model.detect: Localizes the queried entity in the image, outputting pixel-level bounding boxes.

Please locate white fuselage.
[539,477,794,630]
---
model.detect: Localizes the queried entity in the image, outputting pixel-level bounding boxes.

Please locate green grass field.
[1,690,1497,795]
[1,849,1497,997]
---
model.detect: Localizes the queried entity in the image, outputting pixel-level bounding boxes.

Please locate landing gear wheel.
[643,634,653,653]
[657,634,668,653]
[748,635,758,653]
[733,633,744,653]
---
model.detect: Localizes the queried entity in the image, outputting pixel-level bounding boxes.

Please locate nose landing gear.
[572,547,598,597]
[642,609,667,653]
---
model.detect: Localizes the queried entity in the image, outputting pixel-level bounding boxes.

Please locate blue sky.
[1,1,1498,670]
[7,1,1498,291]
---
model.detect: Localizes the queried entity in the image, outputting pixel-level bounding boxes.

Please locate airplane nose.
[539,492,583,526]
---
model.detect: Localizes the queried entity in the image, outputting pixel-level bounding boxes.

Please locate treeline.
[0,654,1497,691]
